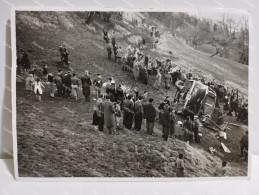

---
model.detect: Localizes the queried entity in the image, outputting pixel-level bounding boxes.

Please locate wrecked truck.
[174,80,224,130]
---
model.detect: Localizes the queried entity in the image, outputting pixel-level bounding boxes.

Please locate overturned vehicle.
[174,80,224,131]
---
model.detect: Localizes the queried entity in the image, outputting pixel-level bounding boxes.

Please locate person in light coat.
[34,78,45,101]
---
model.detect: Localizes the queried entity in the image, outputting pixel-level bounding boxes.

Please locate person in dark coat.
[43,65,48,77]
[106,43,112,61]
[161,104,171,141]
[143,98,157,135]
[62,71,72,97]
[22,52,30,72]
[81,70,92,101]
[62,48,69,65]
[113,44,118,62]
[134,96,143,131]
[115,84,124,102]
[102,29,109,43]
[240,131,248,160]
[123,95,134,130]
[103,95,116,134]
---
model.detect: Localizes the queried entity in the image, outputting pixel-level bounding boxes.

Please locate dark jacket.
[143,103,156,122]
[161,110,171,127]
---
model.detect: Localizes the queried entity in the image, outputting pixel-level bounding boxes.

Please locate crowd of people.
[18,15,249,179]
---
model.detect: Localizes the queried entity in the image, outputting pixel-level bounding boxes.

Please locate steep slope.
[16,11,248,177]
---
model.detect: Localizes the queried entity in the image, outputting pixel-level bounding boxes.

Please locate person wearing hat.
[80,70,92,101]
[193,115,201,143]
[160,103,171,141]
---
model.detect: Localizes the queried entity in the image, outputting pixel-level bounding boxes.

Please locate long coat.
[154,72,161,89]
[81,75,92,97]
[103,100,116,127]
[133,62,140,79]
[164,73,171,87]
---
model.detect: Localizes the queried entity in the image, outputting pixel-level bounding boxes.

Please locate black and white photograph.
[13,9,249,179]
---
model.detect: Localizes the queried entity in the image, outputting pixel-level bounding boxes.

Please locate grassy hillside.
[16,11,248,177]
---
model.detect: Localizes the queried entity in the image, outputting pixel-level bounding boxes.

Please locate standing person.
[48,73,55,98]
[34,78,45,101]
[113,43,118,62]
[169,107,176,138]
[22,52,30,72]
[102,29,109,43]
[115,84,124,102]
[143,98,157,135]
[25,74,35,92]
[134,96,143,131]
[123,95,134,130]
[59,45,64,62]
[81,70,92,101]
[96,94,104,132]
[152,59,157,75]
[147,59,152,75]
[42,65,48,80]
[133,60,140,81]
[161,104,171,142]
[114,100,122,130]
[62,71,72,97]
[154,69,162,90]
[175,121,183,140]
[71,73,80,101]
[193,115,201,143]
[183,116,193,142]
[103,95,116,134]
[93,73,103,99]
[111,33,116,48]
[106,42,112,61]
[55,72,63,97]
[164,71,171,89]
[240,131,248,160]
[63,48,69,66]
[175,153,185,177]
[116,46,123,64]
[142,66,149,85]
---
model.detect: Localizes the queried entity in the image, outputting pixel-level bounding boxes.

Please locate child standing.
[34,78,45,101]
